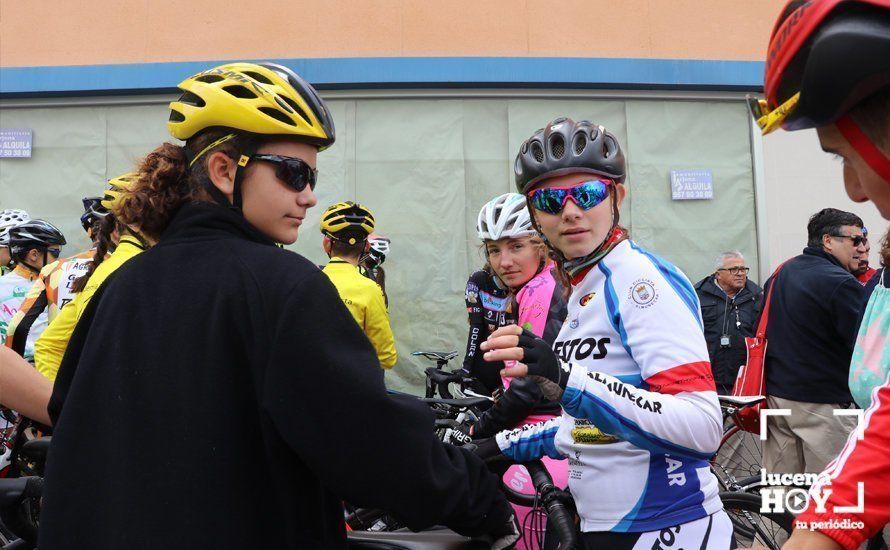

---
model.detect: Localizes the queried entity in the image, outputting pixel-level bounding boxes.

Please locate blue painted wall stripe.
[0,57,764,95]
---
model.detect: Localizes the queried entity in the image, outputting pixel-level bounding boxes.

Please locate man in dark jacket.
[695,251,763,395]
[763,208,868,478]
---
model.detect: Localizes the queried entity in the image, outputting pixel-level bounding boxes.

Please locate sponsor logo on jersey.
[466,290,479,304]
[569,318,579,329]
[588,371,664,414]
[579,292,596,306]
[628,278,659,308]
[554,337,609,362]
[480,291,509,312]
[571,420,619,445]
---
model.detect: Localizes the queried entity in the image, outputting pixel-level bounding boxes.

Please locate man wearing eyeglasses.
[763,208,868,481]
[694,252,763,395]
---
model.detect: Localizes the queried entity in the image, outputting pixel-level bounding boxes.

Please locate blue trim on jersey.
[598,262,634,359]
[629,242,703,330]
[614,454,709,532]
[616,373,644,388]
[501,427,561,462]
[562,385,713,461]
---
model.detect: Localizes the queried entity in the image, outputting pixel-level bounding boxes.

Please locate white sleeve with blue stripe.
[563,249,723,459]
[495,417,565,462]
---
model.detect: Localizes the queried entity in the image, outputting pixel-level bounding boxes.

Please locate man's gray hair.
[714,251,744,271]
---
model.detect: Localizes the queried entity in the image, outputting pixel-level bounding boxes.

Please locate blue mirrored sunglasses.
[527,179,612,214]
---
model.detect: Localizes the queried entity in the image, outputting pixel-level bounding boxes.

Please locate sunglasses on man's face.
[527,179,612,215]
[47,248,61,258]
[252,154,318,192]
[831,233,868,247]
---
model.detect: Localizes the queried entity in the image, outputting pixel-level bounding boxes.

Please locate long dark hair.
[71,215,116,293]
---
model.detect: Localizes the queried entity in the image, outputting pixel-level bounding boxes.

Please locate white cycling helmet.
[368,234,391,264]
[476,193,534,241]
[0,209,31,247]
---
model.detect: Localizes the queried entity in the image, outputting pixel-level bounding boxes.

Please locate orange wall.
[1,0,785,68]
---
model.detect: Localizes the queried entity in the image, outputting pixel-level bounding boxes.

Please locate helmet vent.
[531,141,545,163]
[242,71,274,85]
[603,136,617,158]
[550,135,565,160]
[259,107,296,126]
[178,91,205,107]
[573,132,587,155]
[168,109,186,123]
[279,96,311,124]
[223,85,258,99]
[274,96,295,114]
[194,74,225,84]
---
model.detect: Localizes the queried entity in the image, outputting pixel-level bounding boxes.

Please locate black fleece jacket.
[40,202,511,549]
[763,247,867,403]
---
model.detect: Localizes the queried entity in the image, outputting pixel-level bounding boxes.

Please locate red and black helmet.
[757,0,890,133]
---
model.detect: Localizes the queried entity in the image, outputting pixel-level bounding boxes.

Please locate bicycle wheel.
[713,423,762,481]
[720,492,793,550]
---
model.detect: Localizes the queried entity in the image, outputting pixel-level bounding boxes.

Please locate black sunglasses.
[252,154,318,192]
[831,233,867,247]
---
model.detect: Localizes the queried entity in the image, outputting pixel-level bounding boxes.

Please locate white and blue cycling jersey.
[496,239,724,533]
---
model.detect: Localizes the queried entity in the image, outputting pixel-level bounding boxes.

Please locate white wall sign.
[0,129,32,158]
[670,169,713,200]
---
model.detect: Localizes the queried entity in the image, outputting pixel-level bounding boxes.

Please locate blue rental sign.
[0,129,32,158]
[670,169,713,200]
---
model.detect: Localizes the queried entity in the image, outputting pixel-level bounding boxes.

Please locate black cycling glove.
[516,329,571,402]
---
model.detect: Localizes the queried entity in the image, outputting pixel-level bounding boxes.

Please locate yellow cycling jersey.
[35,237,146,381]
[322,258,397,369]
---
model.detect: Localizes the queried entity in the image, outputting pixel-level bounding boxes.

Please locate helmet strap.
[837,115,890,183]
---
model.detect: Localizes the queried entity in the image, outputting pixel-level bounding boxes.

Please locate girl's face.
[529,172,626,260]
[240,140,318,244]
[486,236,542,290]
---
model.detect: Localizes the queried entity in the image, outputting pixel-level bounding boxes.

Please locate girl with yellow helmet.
[39,62,516,549]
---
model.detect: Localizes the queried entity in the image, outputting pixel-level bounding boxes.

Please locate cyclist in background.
[482,118,730,548]
[0,209,30,274]
[0,220,65,361]
[321,202,397,369]
[462,243,516,394]
[5,196,103,359]
[39,62,516,549]
[34,174,148,381]
[463,192,569,550]
[469,193,567,438]
[360,233,390,306]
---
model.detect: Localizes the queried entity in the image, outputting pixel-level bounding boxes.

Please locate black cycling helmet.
[80,196,107,232]
[514,117,626,194]
[9,220,66,254]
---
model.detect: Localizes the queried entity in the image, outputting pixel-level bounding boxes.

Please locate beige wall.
[1,0,784,67]
[761,129,886,275]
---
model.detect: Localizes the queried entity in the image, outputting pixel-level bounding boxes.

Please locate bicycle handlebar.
[525,461,578,549]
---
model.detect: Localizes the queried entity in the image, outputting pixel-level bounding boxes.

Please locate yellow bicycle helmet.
[320,202,375,245]
[101,172,139,213]
[166,62,335,213]
[168,62,335,149]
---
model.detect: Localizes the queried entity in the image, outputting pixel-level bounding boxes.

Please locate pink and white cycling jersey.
[496,240,724,533]
[509,261,567,424]
[516,261,565,343]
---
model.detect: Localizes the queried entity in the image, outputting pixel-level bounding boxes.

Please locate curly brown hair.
[114,129,260,242]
